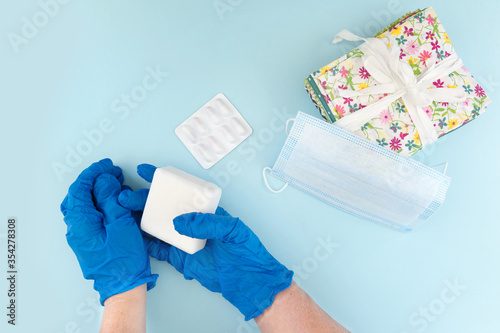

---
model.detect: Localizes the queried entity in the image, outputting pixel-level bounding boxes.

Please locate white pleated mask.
[263,111,451,231]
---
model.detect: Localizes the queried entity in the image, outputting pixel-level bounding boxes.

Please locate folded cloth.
[305,7,491,156]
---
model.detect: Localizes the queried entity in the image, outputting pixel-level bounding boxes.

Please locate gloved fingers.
[144,236,175,262]
[115,170,124,185]
[121,185,132,191]
[61,159,121,213]
[93,173,121,203]
[93,174,129,223]
[144,235,193,274]
[118,188,150,212]
[173,212,248,243]
[145,233,222,293]
[63,206,104,235]
[137,164,157,183]
[149,237,221,293]
[215,206,231,217]
[61,159,120,233]
[164,245,190,270]
[74,158,122,189]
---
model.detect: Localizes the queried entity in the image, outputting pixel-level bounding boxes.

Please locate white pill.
[191,117,209,135]
[205,106,222,124]
[221,125,237,143]
[197,143,215,162]
[216,99,234,117]
[230,117,248,136]
[208,136,225,154]
[181,125,197,143]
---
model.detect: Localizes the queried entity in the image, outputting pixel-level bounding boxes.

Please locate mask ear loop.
[262,117,295,193]
[262,167,288,193]
[431,162,449,175]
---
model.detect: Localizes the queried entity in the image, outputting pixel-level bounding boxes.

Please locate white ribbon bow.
[331,30,466,148]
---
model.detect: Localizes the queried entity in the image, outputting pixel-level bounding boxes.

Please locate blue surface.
[1,1,499,332]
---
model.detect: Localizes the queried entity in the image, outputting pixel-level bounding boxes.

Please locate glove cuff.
[98,273,159,306]
[243,269,294,321]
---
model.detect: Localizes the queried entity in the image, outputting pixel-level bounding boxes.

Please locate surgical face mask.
[263,111,451,231]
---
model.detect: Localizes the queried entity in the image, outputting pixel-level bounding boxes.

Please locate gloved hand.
[118,164,294,320]
[60,158,158,305]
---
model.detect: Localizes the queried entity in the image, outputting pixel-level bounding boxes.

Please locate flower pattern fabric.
[305,7,491,156]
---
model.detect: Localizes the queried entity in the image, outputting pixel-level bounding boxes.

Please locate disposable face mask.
[263,111,451,231]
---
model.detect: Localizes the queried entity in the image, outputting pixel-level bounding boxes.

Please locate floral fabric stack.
[305,7,491,156]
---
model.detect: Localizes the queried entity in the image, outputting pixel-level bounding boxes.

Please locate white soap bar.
[140,166,222,254]
[175,93,252,169]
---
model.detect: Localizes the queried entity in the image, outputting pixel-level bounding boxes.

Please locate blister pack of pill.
[175,93,252,169]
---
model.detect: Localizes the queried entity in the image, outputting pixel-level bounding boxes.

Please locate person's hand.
[60,158,158,305]
[118,164,294,320]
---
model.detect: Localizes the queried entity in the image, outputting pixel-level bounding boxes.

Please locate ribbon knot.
[331,29,466,148]
[404,84,421,99]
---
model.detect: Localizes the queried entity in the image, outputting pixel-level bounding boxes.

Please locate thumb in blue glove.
[118,164,293,320]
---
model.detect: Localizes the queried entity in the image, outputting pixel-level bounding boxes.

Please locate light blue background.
[2,1,499,332]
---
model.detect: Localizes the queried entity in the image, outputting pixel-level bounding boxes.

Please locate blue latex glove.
[60,158,158,305]
[118,164,293,320]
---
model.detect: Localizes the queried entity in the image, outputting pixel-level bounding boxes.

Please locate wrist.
[254,281,350,333]
[100,284,148,333]
[254,280,298,325]
[104,283,147,308]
